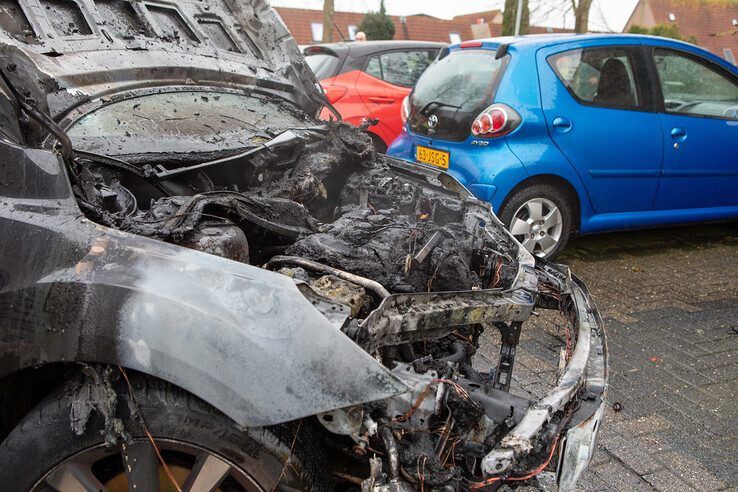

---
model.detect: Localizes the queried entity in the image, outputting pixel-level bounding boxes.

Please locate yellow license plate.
[416,145,450,169]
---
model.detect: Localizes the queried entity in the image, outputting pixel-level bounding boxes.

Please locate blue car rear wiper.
[419,100,461,116]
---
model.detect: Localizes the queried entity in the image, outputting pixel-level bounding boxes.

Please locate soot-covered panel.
[0,0,37,43]
[146,4,198,43]
[39,0,92,36]
[95,0,153,38]
[197,18,238,52]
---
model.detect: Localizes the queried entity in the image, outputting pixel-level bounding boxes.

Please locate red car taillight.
[471,104,521,138]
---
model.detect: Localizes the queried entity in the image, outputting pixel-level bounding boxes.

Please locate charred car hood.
[0,0,322,123]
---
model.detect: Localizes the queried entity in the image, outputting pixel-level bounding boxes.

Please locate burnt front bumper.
[347,254,607,489]
[480,269,607,486]
[555,275,607,489]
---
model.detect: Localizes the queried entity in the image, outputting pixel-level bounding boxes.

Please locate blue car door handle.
[671,126,687,140]
[552,117,572,132]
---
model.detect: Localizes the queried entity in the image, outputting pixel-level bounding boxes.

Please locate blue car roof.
[450,33,702,52]
[446,33,737,73]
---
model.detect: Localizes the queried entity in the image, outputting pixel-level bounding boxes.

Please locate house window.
[449,32,461,44]
[347,25,358,40]
[724,48,736,65]
[311,22,323,42]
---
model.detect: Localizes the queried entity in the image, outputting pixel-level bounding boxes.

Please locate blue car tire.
[499,183,574,259]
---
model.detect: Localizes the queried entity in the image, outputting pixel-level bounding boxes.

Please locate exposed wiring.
[271,418,303,492]
[393,381,437,423]
[445,438,461,467]
[118,366,182,492]
[416,454,427,492]
[506,436,560,481]
[469,436,560,490]
[393,378,469,423]
[488,257,504,289]
[561,308,573,362]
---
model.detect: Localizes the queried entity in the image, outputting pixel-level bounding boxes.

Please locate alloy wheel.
[35,439,263,492]
[508,197,563,257]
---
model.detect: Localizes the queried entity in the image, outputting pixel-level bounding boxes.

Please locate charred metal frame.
[493,321,523,392]
[266,255,391,299]
[481,267,608,477]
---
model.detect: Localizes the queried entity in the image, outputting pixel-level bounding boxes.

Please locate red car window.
[364,50,437,87]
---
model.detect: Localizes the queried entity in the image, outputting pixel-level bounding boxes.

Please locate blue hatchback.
[388,34,738,258]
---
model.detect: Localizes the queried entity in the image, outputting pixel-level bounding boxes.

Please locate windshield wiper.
[72,149,147,177]
[0,69,73,163]
[419,100,461,117]
[145,129,312,180]
[1,69,151,183]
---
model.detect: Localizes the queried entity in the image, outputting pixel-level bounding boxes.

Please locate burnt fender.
[0,224,406,427]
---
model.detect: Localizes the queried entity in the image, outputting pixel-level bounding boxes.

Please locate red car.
[305,41,445,152]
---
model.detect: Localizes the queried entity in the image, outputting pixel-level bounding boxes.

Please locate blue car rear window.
[408,49,506,142]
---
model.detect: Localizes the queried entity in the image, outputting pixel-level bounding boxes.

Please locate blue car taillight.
[471,103,521,138]
[401,96,410,124]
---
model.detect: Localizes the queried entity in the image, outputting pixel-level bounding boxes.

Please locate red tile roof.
[275,7,570,45]
[625,0,738,58]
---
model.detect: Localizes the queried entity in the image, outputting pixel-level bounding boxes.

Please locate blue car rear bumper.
[388,129,527,211]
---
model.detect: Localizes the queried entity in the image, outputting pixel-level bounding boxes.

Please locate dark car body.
[0,1,605,489]
[305,40,445,150]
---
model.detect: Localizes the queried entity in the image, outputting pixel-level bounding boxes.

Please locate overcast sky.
[268,0,641,32]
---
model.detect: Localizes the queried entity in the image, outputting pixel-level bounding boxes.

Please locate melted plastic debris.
[68,365,127,446]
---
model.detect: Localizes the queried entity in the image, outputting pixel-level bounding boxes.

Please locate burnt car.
[0,0,606,490]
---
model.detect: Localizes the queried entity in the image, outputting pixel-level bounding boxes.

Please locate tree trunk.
[322,0,334,43]
[573,0,593,34]
[502,0,529,36]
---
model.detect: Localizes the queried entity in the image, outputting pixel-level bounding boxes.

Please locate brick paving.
[480,222,738,491]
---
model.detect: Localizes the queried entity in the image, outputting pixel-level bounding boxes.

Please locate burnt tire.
[0,370,332,491]
[499,183,574,260]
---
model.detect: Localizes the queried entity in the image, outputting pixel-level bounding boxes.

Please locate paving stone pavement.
[480,222,738,491]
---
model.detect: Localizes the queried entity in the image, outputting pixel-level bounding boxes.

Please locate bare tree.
[529,0,595,33]
[503,0,530,36]
[572,0,593,33]
[322,0,334,43]
[591,0,614,32]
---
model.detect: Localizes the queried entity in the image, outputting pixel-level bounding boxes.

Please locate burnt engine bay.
[69,119,594,488]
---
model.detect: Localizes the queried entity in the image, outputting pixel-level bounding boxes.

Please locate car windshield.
[409,49,505,141]
[67,89,310,157]
[305,52,340,80]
